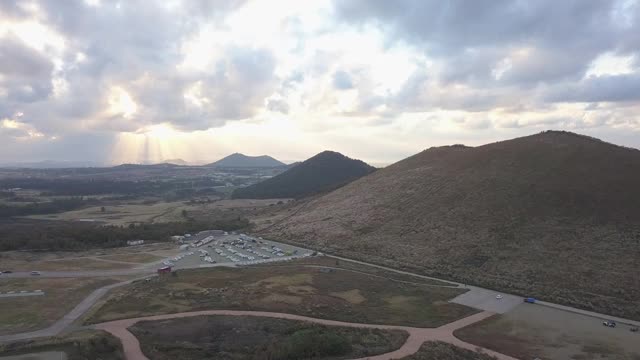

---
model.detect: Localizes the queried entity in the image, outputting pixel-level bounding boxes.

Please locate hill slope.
[263,131,640,320]
[233,151,376,199]
[208,153,285,168]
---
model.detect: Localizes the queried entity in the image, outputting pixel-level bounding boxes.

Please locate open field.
[0,330,123,360]
[26,201,189,226]
[25,198,287,226]
[130,315,408,360]
[0,277,129,335]
[0,243,175,272]
[99,253,164,264]
[455,304,640,360]
[87,264,475,327]
[400,341,498,359]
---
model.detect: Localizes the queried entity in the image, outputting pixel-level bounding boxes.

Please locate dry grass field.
[25,198,287,226]
[0,278,128,335]
[0,243,174,272]
[26,201,188,225]
[87,264,475,327]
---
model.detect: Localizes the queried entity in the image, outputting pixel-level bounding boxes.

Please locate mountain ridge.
[207,153,285,168]
[233,150,376,199]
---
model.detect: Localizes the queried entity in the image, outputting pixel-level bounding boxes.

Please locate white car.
[496,294,503,300]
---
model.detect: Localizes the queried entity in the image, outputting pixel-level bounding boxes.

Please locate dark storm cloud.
[334,0,622,55]
[333,0,640,109]
[545,73,640,103]
[0,36,54,103]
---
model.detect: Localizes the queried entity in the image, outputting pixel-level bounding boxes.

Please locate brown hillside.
[262,131,640,320]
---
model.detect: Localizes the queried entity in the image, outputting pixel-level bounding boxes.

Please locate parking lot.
[160,233,315,270]
[450,286,522,314]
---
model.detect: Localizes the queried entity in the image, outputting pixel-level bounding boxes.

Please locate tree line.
[0,218,249,251]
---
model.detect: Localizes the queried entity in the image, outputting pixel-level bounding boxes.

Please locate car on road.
[1,270,12,274]
[30,271,41,276]
[496,294,503,300]
[631,327,639,333]
[603,320,617,328]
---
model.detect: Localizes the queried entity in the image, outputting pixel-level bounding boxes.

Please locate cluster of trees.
[265,328,351,360]
[0,218,249,251]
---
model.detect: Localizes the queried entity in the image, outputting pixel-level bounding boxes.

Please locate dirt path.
[95,310,518,360]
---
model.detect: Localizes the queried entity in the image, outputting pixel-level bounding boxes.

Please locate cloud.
[1,0,640,164]
[0,36,54,103]
[545,73,640,103]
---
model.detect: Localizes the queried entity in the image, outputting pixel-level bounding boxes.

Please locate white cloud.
[0,0,639,164]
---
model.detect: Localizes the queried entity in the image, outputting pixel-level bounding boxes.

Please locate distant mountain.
[233,151,376,199]
[0,160,105,169]
[207,153,285,168]
[160,158,189,166]
[263,131,640,320]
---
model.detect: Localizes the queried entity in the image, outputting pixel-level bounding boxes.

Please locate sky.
[1,0,639,166]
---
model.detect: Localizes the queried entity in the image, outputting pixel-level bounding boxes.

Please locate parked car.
[630,327,639,333]
[496,294,503,300]
[30,271,41,276]
[1,270,12,274]
[603,320,617,328]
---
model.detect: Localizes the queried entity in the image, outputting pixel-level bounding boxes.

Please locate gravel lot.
[456,303,640,360]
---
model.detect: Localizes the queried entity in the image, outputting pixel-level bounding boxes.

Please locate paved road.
[95,310,517,360]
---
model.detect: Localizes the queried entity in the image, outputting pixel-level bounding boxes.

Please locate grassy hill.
[262,131,640,320]
[233,151,376,199]
[208,153,285,168]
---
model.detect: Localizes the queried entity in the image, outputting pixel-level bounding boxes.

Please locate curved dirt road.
[95,310,518,360]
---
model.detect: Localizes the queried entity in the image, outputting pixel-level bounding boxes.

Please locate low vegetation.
[264,131,640,320]
[400,342,497,360]
[87,264,474,327]
[130,315,407,360]
[0,330,124,360]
